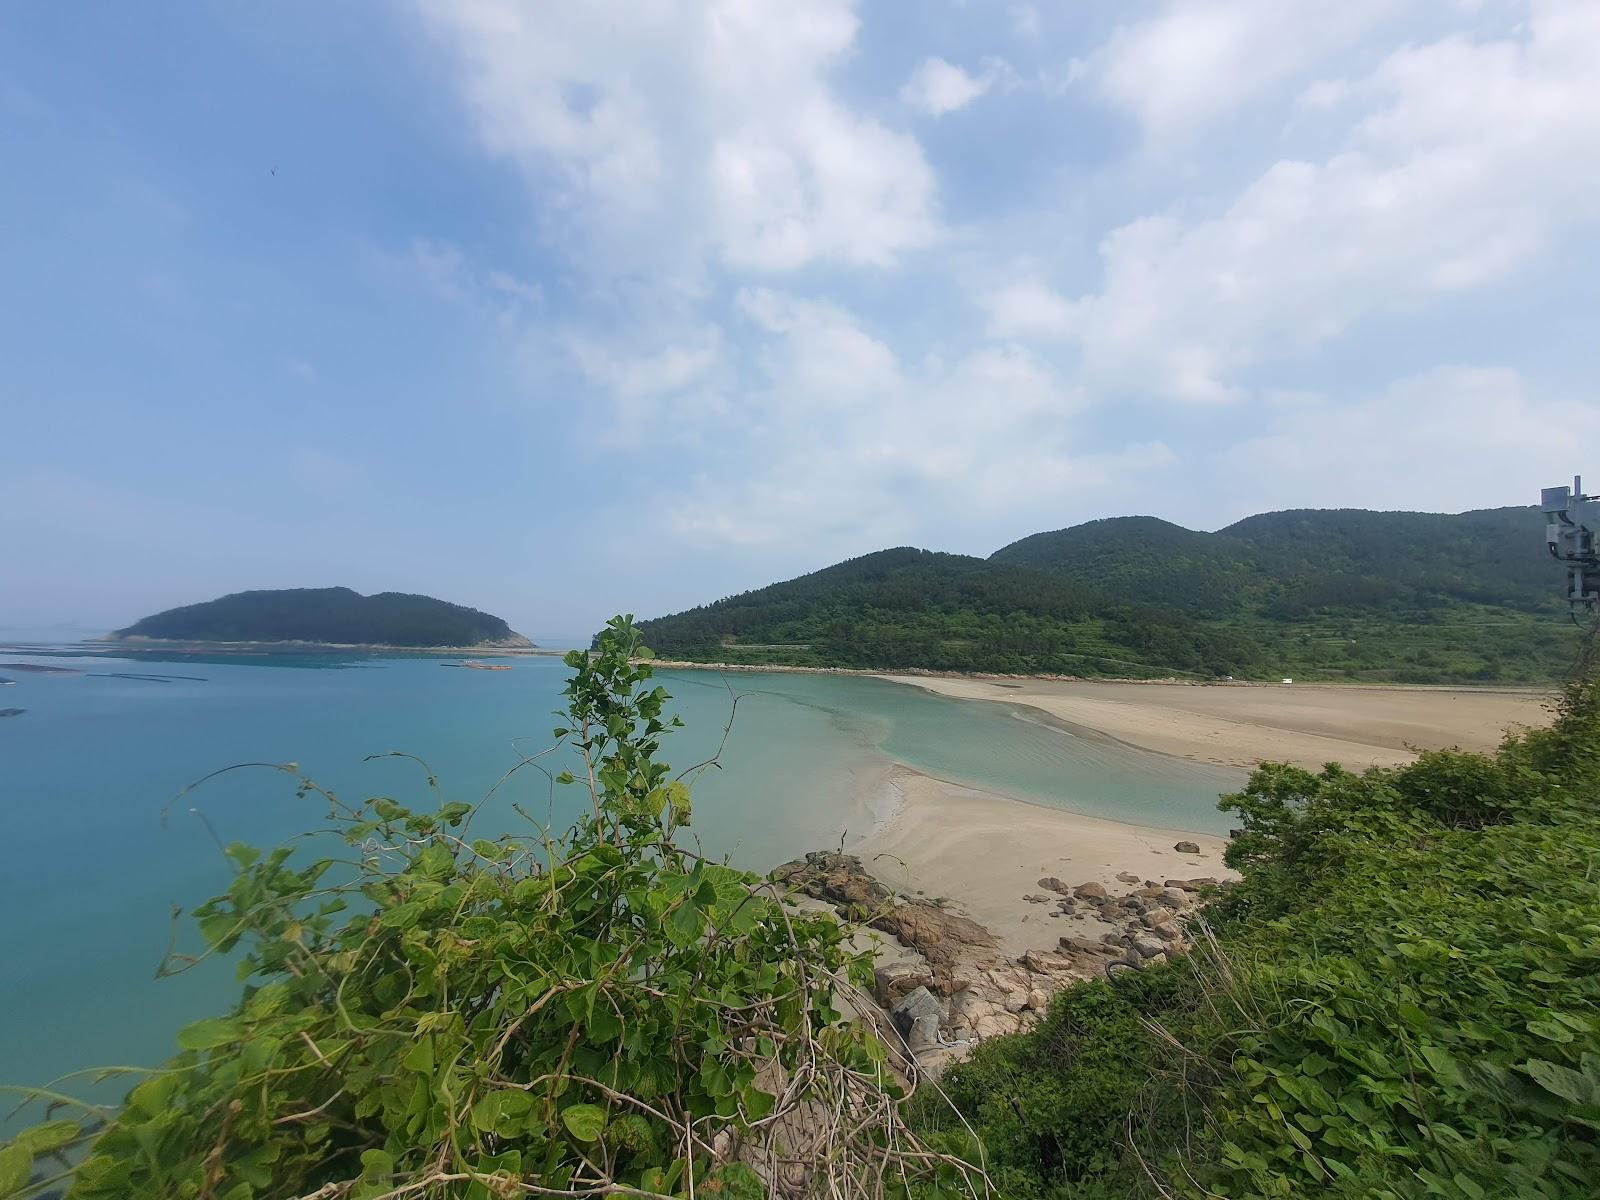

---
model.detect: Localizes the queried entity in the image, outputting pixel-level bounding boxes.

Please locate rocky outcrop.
[775,852,1225,1077]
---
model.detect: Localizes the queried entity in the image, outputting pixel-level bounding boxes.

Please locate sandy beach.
[876,676,1552,771]
[835,678,1550,957]
[854,765,1235,957]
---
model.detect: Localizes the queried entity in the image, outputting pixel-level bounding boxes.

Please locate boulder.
[1074,881,1108,901]
[1022,949,1074,974]
[1174,841,1201,854]
[1115,871,1141,884]
[890,986,945,1051]
[1059,935,1114,956]
[1141,907,1176,929]
[873,963,934,1006]
[1131,934,1168,960]
[1142,951,1169,967]
[1160,887,1191,908]
[1026,988,1050,1012]
[1037,877,1071,894]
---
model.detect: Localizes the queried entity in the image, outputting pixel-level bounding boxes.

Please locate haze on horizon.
[3,1,1597,637]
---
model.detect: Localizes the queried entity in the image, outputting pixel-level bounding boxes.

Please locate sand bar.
[875,676,1552,771]
[854,766,1236,957]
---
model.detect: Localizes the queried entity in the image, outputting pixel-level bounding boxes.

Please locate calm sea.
[0,644,1240,1112]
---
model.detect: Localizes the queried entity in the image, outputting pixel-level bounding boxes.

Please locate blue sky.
[4,1,1597,638]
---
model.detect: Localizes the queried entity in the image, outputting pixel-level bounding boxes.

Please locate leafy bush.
[3,618,979,1199]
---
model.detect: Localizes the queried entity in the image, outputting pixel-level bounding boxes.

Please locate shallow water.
[0,648,1240,1109]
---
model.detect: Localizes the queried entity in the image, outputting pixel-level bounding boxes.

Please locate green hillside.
[114,587,530,648]
[641,509,1578,683]
[991,507,1555,619]
[637,548,1263,678]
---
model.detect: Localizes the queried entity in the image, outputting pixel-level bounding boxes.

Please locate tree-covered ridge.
[917,662,1600,1198]
[113,587,529,648]
[637,547,1265,679]
[992,506,1557,619]
[640,508,1577,682]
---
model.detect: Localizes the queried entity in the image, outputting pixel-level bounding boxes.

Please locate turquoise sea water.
[0,645,1240,1113]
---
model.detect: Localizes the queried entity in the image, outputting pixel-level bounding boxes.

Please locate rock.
[890,986,945,1051]
[974,1011,1022,1040]
[1115,871,1140,884]
[1074,881,1108,901]
[874,963,934,1006]
[1141,907,1176,929]
[1100,932,1123,947]
[1132,934,1168,960]
[1024,893,1051,904]
[1059,935,1114,956]
[1174,841,1201,854]
[1022,949,1074,974]
[1156,924,1185,943]
[1160,887,1191,908]
[1003,991,1029,1014]
[1136,886,1165,899]
[1027,988,1050,1012]
[1142,951,1169,967]
[1037,877,1071,894]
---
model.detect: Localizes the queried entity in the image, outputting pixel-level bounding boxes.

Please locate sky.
[3,0,1598,637]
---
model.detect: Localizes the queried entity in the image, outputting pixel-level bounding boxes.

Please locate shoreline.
[647,658,1551,695]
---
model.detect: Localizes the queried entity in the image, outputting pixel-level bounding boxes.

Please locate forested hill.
[113,588,532,649]
[639,508,1578,683]
[990,507,1554,619]
[637,548,1264,678]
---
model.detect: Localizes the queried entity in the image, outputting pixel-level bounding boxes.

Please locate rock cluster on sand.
[773,851,1222,1075]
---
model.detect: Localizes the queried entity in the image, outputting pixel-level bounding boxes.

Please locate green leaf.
[176,1016,242,1050]
[1521,1058,1593,1104]
[561,1103,607,1143]
[666,900,703,947]
[471,1090,534,1135]
[0,1144,32,1197]
[223,842,261,870]
[13,1121,78,1155]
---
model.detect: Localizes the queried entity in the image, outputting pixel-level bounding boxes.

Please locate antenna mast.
[1542,476,1600,613]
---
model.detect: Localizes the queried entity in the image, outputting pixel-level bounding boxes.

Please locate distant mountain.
[113,588,532,649]
[637,547,1263,679]
[639,508,1576,683]
[990,507,1557,619]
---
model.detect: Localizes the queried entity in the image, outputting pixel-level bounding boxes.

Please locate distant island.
[112,588,534,650]
[638,506,1575,685]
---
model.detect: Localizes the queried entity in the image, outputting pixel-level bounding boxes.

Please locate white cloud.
[418,0,938,273]
[659,290,1151,552]
[982,280,1075,339]
[901,57,991,116]
[1060,0,1600,403]
[1077,0,1406,139]
[1220,366,1600,513]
